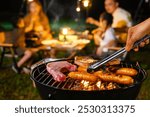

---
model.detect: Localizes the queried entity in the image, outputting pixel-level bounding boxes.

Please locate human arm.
[125,18,150,51]
[17,18,25,28]
[86,17,101,27]
[92,28,103,46]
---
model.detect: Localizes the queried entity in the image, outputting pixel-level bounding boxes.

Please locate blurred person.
[125,18,150,51]
[104,0,132,28]
[87,0,132,28]
[12,0,52,73]
[94,12,117,57]
[87,0,132,42]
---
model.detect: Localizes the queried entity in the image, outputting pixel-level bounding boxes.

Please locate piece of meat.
[68,72,98,82]
[94,71,134,85]
[77,66,88,72]
[74,56,96,67]
[46,61,77,82]
[116,68,138,76]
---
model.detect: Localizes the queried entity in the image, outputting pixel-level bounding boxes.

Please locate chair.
[0,31,18,67]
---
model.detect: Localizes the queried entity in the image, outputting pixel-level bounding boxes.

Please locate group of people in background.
[12,0,150,74]
[86,0,132,57]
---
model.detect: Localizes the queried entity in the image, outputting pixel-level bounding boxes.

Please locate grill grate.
[31,62,77,90]
[31,62,146,90]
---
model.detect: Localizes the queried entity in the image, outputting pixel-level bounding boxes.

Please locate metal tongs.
[87,35,150,73]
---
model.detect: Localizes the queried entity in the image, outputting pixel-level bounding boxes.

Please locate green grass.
[0,58,41,100]
[137,69,150,100]
[0,69,41,100]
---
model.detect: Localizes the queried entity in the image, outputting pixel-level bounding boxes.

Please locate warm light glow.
[41,39,58,45]
[96,81,102,88]
[83,0,90,7]
[28,0,34,2]
[76,7,81,12]
[62,28,68,35]
[81,80,90,88]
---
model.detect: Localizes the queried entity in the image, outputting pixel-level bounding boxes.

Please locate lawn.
[0,45,150,100]
[0,65,40,100]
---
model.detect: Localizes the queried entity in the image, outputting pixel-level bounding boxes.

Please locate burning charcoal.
[87,86,96,91]
[96,81,102,89]
[100,83,106,90]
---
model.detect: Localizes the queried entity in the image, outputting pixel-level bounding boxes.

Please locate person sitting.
[90,12,117,57]
[104,0,132,28]
[87,0,132,43]
[12,0,52,73]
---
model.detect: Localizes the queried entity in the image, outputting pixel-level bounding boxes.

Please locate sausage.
[77,66,87,72]
[68,72,98,82]
[94,71,134,85]
[116,68,138,76]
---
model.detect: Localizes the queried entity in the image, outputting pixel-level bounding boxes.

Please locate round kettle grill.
[30,59,147,100]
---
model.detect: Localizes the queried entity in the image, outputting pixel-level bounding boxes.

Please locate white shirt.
[112,7,132,28]
[100,27,116,52]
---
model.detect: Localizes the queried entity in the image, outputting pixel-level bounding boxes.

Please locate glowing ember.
[81,80,90,88]
[96,81,102,88]
[71,80,119,91]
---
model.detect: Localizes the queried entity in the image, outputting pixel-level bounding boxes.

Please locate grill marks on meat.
[46,61,77,82]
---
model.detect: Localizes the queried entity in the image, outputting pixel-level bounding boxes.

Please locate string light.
[76,7,81,12]
[28,0,34,2]
[83,0,90,8]
[62,28,68,35]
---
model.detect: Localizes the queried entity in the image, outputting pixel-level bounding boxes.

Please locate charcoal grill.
[30,59,147,100]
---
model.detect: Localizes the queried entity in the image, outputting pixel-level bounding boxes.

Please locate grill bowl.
[30,61,147,100]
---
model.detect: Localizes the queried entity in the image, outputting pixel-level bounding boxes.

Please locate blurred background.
[0,0,149,30]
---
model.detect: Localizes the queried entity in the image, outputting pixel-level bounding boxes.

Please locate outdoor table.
[40,39,90,58]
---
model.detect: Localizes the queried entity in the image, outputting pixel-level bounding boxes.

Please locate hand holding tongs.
[87,35,150,73]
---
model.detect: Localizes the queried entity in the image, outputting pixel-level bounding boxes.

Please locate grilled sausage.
[94,71,134,85]
[77,66,87,72]
[116,68,138,76]
[68,72,98,82]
